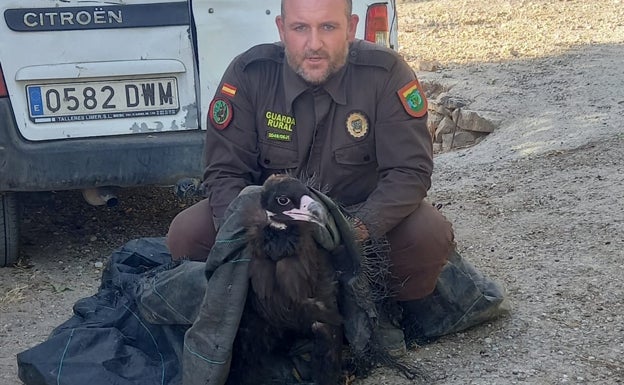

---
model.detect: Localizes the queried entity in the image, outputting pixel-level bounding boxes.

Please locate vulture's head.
[260,174,327,230]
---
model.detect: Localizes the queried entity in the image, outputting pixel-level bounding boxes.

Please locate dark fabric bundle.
[17,237,188,385]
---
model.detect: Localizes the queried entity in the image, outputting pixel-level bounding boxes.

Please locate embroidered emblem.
[345,111,369,139]
[265,111,296,132]
[397,79,428,118]
[220,83,237,97]
[209,97,233,130]
[267,131,291,141]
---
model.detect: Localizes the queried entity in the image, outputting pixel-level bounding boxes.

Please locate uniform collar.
[282,48,349,110]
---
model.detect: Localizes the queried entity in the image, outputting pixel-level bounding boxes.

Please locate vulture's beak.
[272,194,328,227]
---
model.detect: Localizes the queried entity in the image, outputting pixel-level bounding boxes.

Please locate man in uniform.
[167,0,506,349]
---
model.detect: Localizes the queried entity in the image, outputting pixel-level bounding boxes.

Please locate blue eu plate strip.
[28,86,44,116]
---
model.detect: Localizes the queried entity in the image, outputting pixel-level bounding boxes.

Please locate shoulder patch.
[220,83,237,97]
[397,79,428,118]
[209,97,233,130]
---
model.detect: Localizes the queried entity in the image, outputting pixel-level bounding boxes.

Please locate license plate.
[26,77,180,123]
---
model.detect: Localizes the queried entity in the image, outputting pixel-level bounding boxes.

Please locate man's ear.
[275,15,286,42]
[348,14,359,41]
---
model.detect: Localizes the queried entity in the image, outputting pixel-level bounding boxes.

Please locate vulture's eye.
[276,196,291,206]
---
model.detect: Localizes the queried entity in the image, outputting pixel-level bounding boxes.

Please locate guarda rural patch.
[265,111,296,141]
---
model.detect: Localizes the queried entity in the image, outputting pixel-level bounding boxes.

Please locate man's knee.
[386,203,455,300]
[387,202,454,251]
[166,199,216,261]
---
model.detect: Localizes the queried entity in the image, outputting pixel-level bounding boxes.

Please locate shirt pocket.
[333,141,377,166]
[258,141,299,170]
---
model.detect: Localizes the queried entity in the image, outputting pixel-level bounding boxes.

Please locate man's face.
[276,0,359,85]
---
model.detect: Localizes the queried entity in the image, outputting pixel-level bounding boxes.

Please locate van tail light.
[0,65,7,98]
[365,3,389,47]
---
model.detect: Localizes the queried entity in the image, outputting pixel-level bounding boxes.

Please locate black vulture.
[228,174,343,385]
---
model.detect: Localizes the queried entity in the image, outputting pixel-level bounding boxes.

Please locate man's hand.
[352,217,370,242]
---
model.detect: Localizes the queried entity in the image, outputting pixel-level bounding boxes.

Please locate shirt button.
[363,155,370,161]
[264,159,271,165]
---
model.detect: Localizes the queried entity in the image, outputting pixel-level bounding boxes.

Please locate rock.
[414,59,441,72]
[441,130,483,150]
[435,116,457,141]
[427,111,445,139]
[421,80,448,98]
[456,109,501,133]
[429,99,453,116]
[439,95,471,109]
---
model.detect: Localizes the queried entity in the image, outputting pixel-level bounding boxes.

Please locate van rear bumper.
[0,99,204,192]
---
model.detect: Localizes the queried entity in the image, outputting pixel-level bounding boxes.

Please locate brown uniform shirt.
[204,39,433,237]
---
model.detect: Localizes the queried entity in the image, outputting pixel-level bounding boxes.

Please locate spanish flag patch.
[220,83,237,98]
[397,79,428,118]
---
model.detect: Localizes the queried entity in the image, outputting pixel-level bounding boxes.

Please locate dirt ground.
[1,0,624,384]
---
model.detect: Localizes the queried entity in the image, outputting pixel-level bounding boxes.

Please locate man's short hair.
[280,0,353,18]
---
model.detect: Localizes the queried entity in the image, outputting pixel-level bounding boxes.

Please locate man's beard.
[286,45,349,86]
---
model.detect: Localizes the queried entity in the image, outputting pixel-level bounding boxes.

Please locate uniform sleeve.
[202,58,261,223]
[353,59,433,238]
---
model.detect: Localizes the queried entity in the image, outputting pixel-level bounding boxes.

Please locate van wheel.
[1,193,20,267]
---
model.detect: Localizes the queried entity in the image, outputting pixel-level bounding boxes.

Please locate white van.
[0,0,399,266]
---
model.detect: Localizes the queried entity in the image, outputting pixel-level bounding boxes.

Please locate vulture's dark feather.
[228,174,343,385]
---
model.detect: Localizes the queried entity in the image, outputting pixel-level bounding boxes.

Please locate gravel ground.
[2,1,624,384]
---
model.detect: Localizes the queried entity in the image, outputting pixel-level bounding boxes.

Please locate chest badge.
[209,97,233,130]
[346,111,369,139]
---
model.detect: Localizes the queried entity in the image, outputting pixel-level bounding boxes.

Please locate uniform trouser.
[166,199,455,301]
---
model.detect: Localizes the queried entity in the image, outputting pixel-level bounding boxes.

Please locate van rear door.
[0,0,198,141]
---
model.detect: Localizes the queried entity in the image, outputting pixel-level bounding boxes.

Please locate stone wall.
[423,81,502,153]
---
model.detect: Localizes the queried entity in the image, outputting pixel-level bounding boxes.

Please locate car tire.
[1,192,20,267]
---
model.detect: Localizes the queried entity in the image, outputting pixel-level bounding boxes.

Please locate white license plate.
[26,77,179,123]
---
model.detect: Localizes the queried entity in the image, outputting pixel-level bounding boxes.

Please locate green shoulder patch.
[397,79,428,118]
[209,97,233,130]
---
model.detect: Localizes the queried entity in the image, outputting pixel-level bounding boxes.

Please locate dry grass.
[397,0,624,65]
[0,285,28,307]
